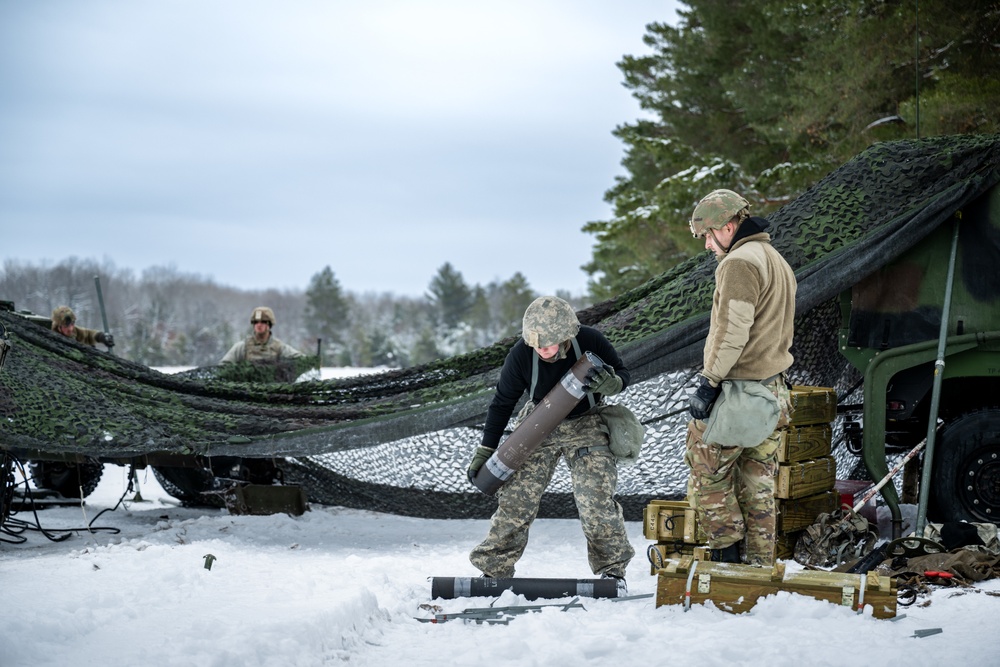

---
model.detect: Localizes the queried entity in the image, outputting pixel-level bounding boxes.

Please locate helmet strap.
[707,227,732,255]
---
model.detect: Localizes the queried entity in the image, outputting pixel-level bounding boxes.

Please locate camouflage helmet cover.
[521,296,580,348]
[689,189,750,237]
[51,305,76,328]
[251,306,275,326]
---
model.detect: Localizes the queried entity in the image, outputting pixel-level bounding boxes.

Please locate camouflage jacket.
[481,326,630,449]
[51,324,102,347]
[220,334,304,364]
[702,217,796,385]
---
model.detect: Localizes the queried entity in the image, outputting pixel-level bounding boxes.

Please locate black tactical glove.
[583,365,623,396]
[467,445,495,483]
[97,331,115,347]
[688,376,721,420]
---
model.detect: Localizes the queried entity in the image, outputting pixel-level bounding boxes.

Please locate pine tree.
[303,266,350,358]
[427,262,474,330]
[584,0,1000,300]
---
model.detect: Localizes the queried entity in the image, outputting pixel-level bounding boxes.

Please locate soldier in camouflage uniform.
[467,296,635,586]
[51,306,114,349]
[684,189,797,565]
[220,306,304,363]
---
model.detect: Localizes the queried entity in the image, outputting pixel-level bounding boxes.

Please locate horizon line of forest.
[1,257,582,369]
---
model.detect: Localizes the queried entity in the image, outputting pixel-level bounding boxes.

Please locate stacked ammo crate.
[774,385,840,558]
[643,385,840,566]
[643,498,706,574]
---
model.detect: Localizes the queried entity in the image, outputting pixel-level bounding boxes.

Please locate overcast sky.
[1,1,680,298]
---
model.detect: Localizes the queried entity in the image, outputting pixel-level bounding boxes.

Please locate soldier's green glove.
[467,445,495,483]
[583,366,623,396]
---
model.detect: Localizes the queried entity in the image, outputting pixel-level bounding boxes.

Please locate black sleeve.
[481,342,531,449]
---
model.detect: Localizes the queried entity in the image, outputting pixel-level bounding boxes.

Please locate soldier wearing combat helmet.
[684,189,797,565]
[467,296,634,589]
[220,306,304,363]
[51,306,114,349]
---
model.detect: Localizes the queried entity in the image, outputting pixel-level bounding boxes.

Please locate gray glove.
[96,331,115,347]
[467,445,495,483]
[583,366,623,396]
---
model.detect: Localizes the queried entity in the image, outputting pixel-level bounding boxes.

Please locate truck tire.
[152,466,226,508]
[28,458,103,499]
[929,408,1000,524]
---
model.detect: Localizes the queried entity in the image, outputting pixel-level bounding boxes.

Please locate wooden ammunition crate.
[775,532,800,560]
[777,424,833,463]
[643,499,706,544]
[655,556,897,618]
[647,541,700,574]
[776,456,837,499]
[789,386,837,426]
[777,490,839,533]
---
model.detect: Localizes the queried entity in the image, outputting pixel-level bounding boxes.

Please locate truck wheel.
[28,458,104,499]
[152,466,226,508]
[929,408,1000,524]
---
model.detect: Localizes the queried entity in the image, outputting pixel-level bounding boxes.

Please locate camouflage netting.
[2,134,999,520]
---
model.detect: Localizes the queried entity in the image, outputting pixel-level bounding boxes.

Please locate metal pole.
[914,217,960,536]
[94,275,115,356]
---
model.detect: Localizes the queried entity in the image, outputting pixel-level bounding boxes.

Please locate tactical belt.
[760,372,786,387]
[573,444,611,461]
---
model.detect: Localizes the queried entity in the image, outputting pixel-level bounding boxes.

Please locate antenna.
[914,0,920,138]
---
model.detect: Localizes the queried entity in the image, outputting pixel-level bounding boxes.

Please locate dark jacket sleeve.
[481,342,531,449]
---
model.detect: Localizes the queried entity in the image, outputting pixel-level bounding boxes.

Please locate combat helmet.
[51,306,76,328]
[522,296,580,348]
[689,189,750,237]
[251,306,275,326]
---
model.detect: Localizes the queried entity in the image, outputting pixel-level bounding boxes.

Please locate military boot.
[709,543,741,563]
[601,572,627,596]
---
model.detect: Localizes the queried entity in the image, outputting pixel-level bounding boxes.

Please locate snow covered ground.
[2,463,998,667]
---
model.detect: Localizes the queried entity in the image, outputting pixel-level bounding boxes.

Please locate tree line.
[0,257,585,368]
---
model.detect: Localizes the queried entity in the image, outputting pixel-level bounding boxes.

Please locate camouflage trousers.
[684,378,791,566]
[470,413,635,579]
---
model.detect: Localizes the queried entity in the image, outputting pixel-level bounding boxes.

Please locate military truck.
[0,301,313,509]
[838,182,1000,528]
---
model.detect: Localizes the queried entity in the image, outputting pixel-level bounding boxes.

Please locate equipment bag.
[794,506,879,568]
[596,404,645,466]
[702,379,780,447]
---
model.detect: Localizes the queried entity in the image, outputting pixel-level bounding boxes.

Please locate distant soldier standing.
[467,296,635,587]
[51,306,114,349]
[221,306,304,363]
[685,190,796,565]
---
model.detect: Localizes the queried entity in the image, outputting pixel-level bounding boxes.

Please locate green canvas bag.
[701,379,780,447]
[596,404,645,466]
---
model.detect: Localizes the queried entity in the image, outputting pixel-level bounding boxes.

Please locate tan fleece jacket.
[702,232,796,385]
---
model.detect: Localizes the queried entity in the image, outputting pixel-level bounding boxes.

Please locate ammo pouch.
[794,507,878,568]
[702,379,780,447]
[595,403,645,466]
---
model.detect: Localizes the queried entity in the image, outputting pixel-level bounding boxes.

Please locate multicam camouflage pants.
[470,413,635,578]
[684,378,791,566]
